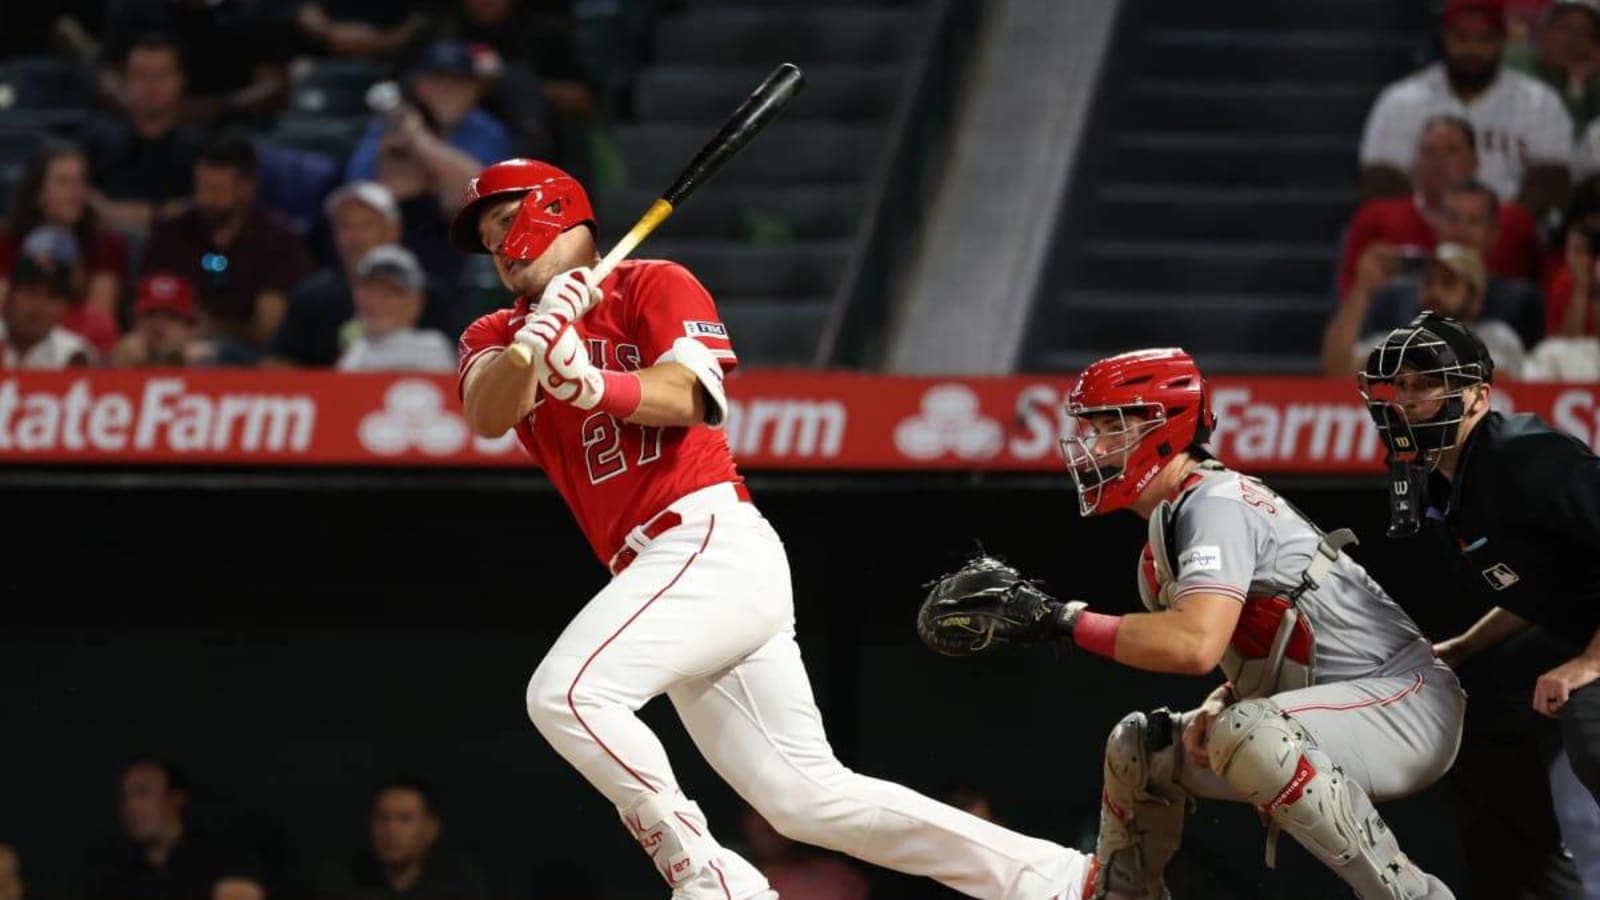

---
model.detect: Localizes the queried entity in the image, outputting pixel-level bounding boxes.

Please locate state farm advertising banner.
[2,370,1600,473]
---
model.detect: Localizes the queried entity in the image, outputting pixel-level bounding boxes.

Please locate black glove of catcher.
[917,554,1088,657]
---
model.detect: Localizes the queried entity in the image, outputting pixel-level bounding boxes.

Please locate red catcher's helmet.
[1060,348,1215,515]
[449,158,595,261]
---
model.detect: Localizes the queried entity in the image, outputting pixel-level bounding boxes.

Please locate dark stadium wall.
[1,474,1469,899]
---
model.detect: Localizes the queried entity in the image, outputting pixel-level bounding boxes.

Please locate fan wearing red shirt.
[452,159,1090,900]
[1340,114,1540,296]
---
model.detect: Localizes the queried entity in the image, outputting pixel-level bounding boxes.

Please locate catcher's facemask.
[1059,407,1164,516]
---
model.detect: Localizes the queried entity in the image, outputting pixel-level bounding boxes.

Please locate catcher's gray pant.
[523,497,1088,899]
[1093,661,1465,900]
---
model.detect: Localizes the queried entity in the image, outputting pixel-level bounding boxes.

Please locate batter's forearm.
[463,349,540,436]
[625,363,707,428]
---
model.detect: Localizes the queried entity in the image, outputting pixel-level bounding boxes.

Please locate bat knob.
[507,342,534,367]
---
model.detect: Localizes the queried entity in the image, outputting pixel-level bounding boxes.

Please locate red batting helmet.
[449,158,595,261]
[1059,348,1215,515]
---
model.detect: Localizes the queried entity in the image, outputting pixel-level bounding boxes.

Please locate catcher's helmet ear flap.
[1059,348,1215,516]
[449,158,596,259]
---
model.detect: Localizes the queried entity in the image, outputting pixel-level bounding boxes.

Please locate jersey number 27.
[582,412,663,484]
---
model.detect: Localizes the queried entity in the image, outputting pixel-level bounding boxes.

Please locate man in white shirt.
[0,254,94,369]
[336,245,456,372]
[1361,0,1573,218]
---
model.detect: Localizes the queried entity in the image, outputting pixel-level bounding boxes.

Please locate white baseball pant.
[524,483,1088,899]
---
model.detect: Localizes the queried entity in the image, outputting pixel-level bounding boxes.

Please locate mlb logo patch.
[1481,562,1520,591]
[684,320,728,339]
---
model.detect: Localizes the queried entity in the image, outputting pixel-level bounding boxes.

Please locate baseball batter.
[451,158,1092,900]
[919,349,1465,899]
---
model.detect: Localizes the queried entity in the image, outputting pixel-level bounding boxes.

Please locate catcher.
[918,349,1464,900]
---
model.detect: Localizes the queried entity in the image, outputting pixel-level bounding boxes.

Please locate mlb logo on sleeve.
[1178,545,1222,577]
[684,321,728,339]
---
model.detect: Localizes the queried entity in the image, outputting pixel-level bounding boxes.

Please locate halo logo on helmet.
[1357,311,1492,537]
[1059,348,1216,516]
[449,158,596,262]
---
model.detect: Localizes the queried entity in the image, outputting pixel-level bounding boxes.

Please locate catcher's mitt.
[917,554,1085,657]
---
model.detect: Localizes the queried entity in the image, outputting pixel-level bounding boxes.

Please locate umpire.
[1359,311,1600,892]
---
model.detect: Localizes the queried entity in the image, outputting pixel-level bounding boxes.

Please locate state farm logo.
[894,384,1003,460]
[359,379,471,456]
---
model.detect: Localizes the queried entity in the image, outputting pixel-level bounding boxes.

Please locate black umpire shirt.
[1423,411,1600,651]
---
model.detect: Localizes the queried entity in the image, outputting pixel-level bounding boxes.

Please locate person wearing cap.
[13,224,122,356]
[1508,0,1600,134]
[1385,242,1526,374]
[1324,179,1543,375]
[344,41,509,208]
[269,182,459,367]
[110,273,201,368]
[341,41,509,291]
[0,254,94,369]
[336,245,455,372]
[1358,311,1600,895]
[1361,0,1573,218]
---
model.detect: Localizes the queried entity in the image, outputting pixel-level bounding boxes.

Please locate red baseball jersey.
[458,259,743,565]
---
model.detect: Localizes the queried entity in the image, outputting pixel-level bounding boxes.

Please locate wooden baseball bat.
[506,62,806,366]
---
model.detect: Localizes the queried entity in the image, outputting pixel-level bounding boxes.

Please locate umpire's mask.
[1357,312,1492,536]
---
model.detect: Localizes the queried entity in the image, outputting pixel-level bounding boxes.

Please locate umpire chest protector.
[1137,465,1357,700]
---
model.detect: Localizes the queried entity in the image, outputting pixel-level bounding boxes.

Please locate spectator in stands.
[1,142,130,325]
[337,245,456,372]
[11,226,122,356]
[345,40,510,286]
[292,1,430,60]
[0,842,22,900]
[269,182,459,366]
[1323,242,1527,375]
[1339,116,1541,293]
[1508,0,1600,134]
[0,254,94,368]
[737,805,870,900]
[142,134,314,363]
[435,0,595,157]
[110,273,201,367]
[98,0,290,127]
[87,759,266,900]
[316,779,488,900]
[1327,181,1545,371]
[84,33,206,236]
[1360,0,1572,218]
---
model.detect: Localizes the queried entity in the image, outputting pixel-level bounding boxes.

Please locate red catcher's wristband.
[596,370,643,419]
[1072,610,1121,659]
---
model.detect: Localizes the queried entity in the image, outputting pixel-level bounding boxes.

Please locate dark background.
[0,470,1477,898]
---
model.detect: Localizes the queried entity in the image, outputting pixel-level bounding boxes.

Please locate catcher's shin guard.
[1207,699,1453,900]
[1091,708,1185,900]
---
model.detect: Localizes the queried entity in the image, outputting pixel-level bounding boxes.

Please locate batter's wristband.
[595,370,643,419]
[1072,611,1122,659]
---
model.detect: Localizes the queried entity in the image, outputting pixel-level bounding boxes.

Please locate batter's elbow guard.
[661,337,728,428]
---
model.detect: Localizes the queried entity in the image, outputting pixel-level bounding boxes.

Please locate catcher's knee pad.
[1092,708,1186,900]
[1207,699,1443,900]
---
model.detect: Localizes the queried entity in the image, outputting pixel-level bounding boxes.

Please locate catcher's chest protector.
[1137,470,1356,700]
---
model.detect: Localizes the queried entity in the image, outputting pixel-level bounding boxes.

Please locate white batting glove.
[514,312,606,409]
[535,266,603,324]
